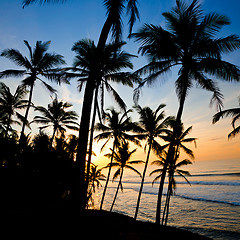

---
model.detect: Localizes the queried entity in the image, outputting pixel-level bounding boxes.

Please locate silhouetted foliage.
[213,97,240,138]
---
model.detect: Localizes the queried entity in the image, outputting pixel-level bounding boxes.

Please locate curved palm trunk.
[73,10,113,211]
[100,140,117,210]
[161,187,170,225]
[110,167,123,212]
[85,86,99,207]
[20,82,34,143]
[134,139,152,219]
[155,82,187,224]
[97,14,113,49]
[162,175,172,225]
[164,178,173,226]
[74,80,95,209]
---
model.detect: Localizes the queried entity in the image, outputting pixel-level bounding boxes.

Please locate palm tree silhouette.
[23,0,140,210]
[94,107,140,210]
[0,82,29,137]
[213,97,240,138]
[133,104,173,220]
[68,39,138,208]
[0,40,66,141]
[87,164,106,209]
[150,155,192,226]
[151,120,196,225]
[132,0,240,224]
[33,97,79,145]
[104,142,143,212]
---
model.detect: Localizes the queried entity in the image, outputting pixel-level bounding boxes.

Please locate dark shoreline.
[2,208,212,239]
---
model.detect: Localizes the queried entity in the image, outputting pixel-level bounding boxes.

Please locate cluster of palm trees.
[0,0,239,226]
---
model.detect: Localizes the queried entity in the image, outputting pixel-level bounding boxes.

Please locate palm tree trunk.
[134,139,152,219]
[162,175,172,225]
[100,140,117,210]
[110,167,123,212]
[85,85,99,207]
[51,127,57,147]
[155,84,187,224]
[73,9,113,211]
[20,82,34,143]
[97,14,113,49]
[164,176,173,226]
[161,186,169,225]
[74,79,95,210]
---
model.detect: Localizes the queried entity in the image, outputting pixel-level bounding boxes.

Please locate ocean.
[93,159,240,240]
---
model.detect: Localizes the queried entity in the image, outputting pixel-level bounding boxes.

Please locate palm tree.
[0,40,66,141]
[133,104,173,220]
[94,107,140,210]
[150,155,192,226]
[0,82,29,137]
[213,97,240,138]
[87,164,106,209]
[33,97,79,145]
[104,142,143,212]
[132,0,240,224]
[66,134,78,162]
[23,0,140,210]
[68,39,139,208]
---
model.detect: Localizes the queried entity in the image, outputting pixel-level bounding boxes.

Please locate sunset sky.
[0,0,239,167]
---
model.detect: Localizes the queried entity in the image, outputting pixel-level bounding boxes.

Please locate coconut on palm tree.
[33,97,79,145]
[213,97,240,138]
[104,142,143,212]
[0,40,66,141]
[0,82,29,137]
[132,0,240,224]
[133,104,173,220]
[94,107,140,210]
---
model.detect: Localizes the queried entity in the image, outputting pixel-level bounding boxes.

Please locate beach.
[95,159,240,240]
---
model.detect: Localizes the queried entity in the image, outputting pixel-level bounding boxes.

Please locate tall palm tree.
[94,107,140,210]
[33,97,79,145]
[132,0,240,224]
[0,82,29,136]
[213,97,240,138]
[68,39,139,208]
[133,104,173,220]
[23,0,140,210]
[104,142,143,212]
[0,40,66,141]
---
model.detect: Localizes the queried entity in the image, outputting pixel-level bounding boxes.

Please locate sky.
[0,0,239,168]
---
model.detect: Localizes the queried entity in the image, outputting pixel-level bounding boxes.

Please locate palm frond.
[0,70,26,79]
[126,0,140,35]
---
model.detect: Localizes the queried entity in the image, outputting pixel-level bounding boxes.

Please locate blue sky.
[0,0,239,164]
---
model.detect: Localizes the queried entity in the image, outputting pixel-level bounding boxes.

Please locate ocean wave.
[122,180,240,186]
[191,172,240,177]
[139,190,240,206]
[175,194,240,206]
[177,180,240,186]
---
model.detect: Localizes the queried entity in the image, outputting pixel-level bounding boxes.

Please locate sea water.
[94,159,240,240]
